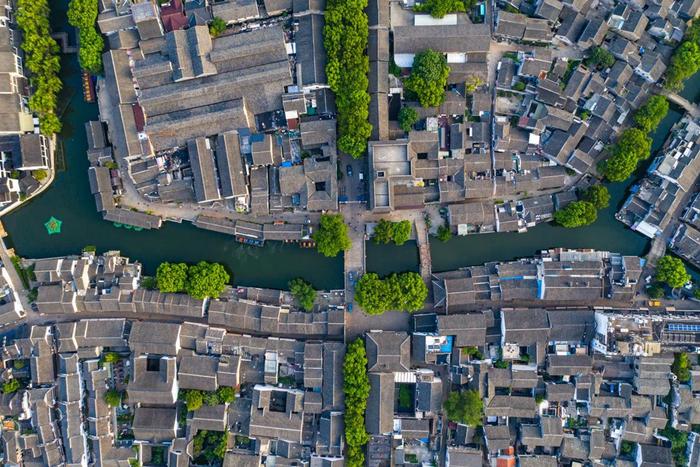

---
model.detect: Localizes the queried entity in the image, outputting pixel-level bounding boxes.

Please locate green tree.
[184,390,203,412]
[554,201,597,228]
[216,386,235,404]
[659,425,689,466]
[648,283,665,299]
[289,278,316,311]
[444,390,483,426]
[405,49,450,108]
[344,339,370,467]
[324,0,371,157]
[104,388,121,406]
[2,379,20,394]
[414,0,466,17]
[156,262,188,293]
[601,128,652,181]
[209,17,227,37]
[665,34,700,91]
[355,272,427,314]
[437,224,452,242]
[398,107,419,132]
[465,75,483,94]
[582,184,610,209]
[633,95,669,133]
[584,46,614,69]
[392,220,412,245]
[373,219,395,244]
[313,213,351,257]
[78,27,104,73]
[185,262,230,299]
[672,352,691,383]
[655,255,691,289]
[203,391,219,406]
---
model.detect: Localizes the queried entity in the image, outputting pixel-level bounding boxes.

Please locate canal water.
[1,1,692,288]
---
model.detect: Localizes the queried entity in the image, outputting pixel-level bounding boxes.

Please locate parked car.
[346,165,353,177]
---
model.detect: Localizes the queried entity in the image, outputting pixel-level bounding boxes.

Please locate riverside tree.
[313,213,351,257]
[413,0,476,17]
[185,261,230,299]
[633,95,670,133]
[655,255,691,289]
[582,184,610,209]
[665,21,700,91]
[344,339,370,467]
[289,278,316,311]
[372,219,412,245]
[324,0,371,157]
[554,201,598,228]
[601,128,652,182]
[156,262,188,293]
[405,50,450,108]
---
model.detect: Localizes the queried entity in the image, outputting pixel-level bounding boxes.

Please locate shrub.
[437,224,452,242]
[183,390,203,412]
[672,353,691,383]
[32,169,47,181]
[209,17,227,37]
[216,386,235,404]
[584,46,614,69]
[413,0,475,17]
[2,379,20,394]
[104,388,121,407]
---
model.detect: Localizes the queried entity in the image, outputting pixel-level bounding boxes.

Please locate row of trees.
[372,219,412,245]
[344,339,371,467]
[313,213,352,257]
[68,0,104,74]
[554,184,610,228]
[405,49,450,108]
[665,21,700,91]
[155,261,230,299]
[16,0,63,135]
[324,0,372,157]
[354,271,428,314]
[413,0,477,18]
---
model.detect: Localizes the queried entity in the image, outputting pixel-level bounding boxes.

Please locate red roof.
[132,104,145,132]
[160,0,188,32]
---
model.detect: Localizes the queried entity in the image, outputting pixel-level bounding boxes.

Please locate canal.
[1,1,692,288]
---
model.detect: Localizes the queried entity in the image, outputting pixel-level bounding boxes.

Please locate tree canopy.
[554,201,598,228]
[444,390,483,427]
[17,0,63,135]
[344,339,370,467]
[633,95,669,133]
[413,0,476,18]
[289,278,316,311]
[185,262,230,299]
[156,262,188,293]
[582,184,610,210]
[324,0,371,157]
[655,255,691,289]
[68,0,104,74]
[372,219,412,245]
[672,352,691,383]
[584,46,614,70]
[2,379,20,394]
[183,390,204,412]
[313,213,352,257]
[601,128,652,182]
[437,224,452,242]
[405,50,450,108]
[665,21,700,91]
[355,272,427,314]
[398,107,419,132]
